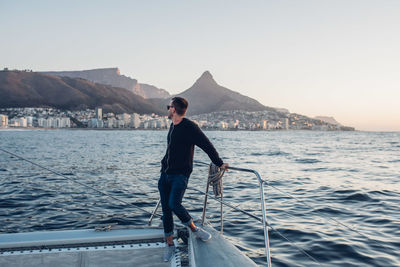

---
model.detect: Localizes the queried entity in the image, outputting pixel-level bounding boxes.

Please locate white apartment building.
[106,118,116,128]
[60,117,71,128]
[96,107,102,120]
[47,118,54,128]
[38,118,46,127]
[26,116,33,127]
[19,117,27,127]
[217,121,228,129]
[161,117,169,128]
[261,120,268,130]
[283,118,289,130]
[0,114,8,127]
[8,117,25,127]
[149,120,157,129]
[120,113,131,123]
[229,120,240,129]
[130,113,141,128]
[88,118,103,128]
[38,117,71,128]
[117,119,125,128]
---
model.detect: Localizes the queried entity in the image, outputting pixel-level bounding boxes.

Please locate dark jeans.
[158,172,192,236]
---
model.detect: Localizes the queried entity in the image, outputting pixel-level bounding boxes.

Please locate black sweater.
[161,118,223,178]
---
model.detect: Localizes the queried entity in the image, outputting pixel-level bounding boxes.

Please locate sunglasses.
[167,105,174,110]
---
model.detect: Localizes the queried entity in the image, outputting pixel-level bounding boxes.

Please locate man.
[159,97,229,262]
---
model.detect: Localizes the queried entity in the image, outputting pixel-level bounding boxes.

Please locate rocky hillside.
[179,71,271,115]
[314,116,342,125]
[41,68,170,99]
[0,71,164,114]
[134,82,170,99]
[149,71,275,115]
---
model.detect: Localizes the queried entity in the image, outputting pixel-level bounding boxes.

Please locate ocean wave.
[301,167,360,173]
[364,218,392,225]
[367,190,391,196]
[308,241,375,266]
[301,167,330,172]
[249,151,291,157]
[270,227,320,243]
[295,158,321,164]
[250,152,264,156]
[339,192,377,202]
[311,206,351,215]
[266,151,291,157]
[1,130,399,267]
[387,141,399,145]
[334,189,391,202]
[334,189,357,194]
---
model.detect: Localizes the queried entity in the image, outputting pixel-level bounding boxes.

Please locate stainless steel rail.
[195,161,272,267]
[147,161,272,267]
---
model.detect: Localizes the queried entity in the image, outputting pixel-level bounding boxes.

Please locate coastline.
[2,127,398,133]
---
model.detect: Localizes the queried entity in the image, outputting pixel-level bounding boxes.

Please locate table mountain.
[134,82,170,99]
[41,68,170,99]
[0,70,164,114]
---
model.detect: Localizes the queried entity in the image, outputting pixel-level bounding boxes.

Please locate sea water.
[0,130,399,266]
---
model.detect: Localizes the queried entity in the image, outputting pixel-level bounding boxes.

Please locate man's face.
[167,101,174,119]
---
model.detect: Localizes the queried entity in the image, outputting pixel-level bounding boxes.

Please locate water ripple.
[0,130,399,267]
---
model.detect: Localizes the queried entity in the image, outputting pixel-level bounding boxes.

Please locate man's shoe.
[194,227,212,242]
[163,244,175,262]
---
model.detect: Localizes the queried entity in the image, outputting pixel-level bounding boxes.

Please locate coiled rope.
[207,163,225,196]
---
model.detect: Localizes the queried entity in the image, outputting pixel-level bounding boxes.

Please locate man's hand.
[220,163,229,171]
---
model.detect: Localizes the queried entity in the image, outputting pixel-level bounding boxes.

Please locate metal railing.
[196,161,271,267]
[1,147,271,266]
[148,161,272,267]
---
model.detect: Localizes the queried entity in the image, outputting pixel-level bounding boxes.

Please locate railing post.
[254,171,272,267]
[148,199,161,226]
[220,183,223,234]
[201,181,211,226]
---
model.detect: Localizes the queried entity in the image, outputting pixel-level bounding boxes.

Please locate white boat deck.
[0,225,260,267]
[0,228,181,267]
[188,224,257,267]
[0,244,175,267]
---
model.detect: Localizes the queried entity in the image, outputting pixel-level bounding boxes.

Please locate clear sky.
[1,0,399,131]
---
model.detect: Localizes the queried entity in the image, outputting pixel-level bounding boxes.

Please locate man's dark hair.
[171,97,189,116]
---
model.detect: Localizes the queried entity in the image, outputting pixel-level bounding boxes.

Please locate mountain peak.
[200,70,213,79]
[176,70,269,115]
[194,71,217,87]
